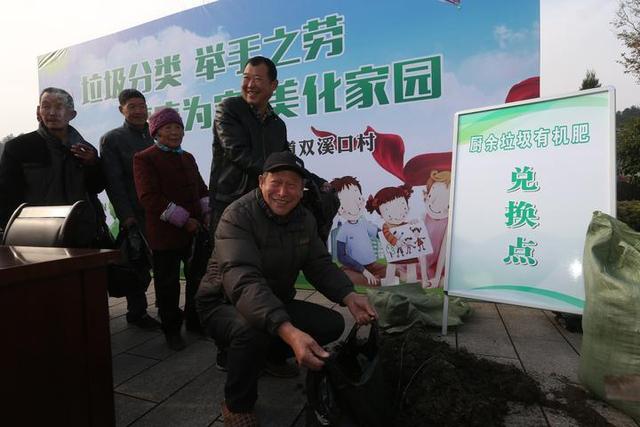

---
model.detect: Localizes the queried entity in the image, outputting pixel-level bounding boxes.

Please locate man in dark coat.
[196,151,377,427]
[208,56,338,246]
[100,89,159,330]
[208,56,288,239]
[0,87,104,245]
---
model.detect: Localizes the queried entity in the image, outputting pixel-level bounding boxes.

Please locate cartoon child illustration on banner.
[365,185,431,286]
[369,126,452,288]
[330,176,386,287]
[313,125,451,288]
[404,152,452,287]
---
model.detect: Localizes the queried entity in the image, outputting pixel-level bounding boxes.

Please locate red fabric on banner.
[369,126,406,182]
[505,76,540,103]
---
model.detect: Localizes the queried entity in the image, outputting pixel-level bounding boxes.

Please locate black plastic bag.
[107,226,151,298]
[306,322,391,427]
[89,196,115,249]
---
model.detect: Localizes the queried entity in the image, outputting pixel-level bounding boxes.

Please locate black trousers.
[152,246,198,333]
[203,299,345,412]
[125,266,150,322]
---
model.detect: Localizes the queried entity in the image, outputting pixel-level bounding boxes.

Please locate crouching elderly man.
[196,151,376,427]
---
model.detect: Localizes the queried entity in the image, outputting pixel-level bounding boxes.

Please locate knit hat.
[148,108,184,137]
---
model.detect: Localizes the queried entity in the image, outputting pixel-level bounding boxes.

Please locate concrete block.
[110,300,129,317]
[467,301,501,320]
[112,353,159,387]
[114,392,155,427]
[116,340,216,402]
[109,296,125,309]
[457,316,518,359]
[111,327,162,357]
[511,337,580,383]
[499,304,565,342]
[110,315,129,335]
[131,366,225,427]
[544,310,582,354]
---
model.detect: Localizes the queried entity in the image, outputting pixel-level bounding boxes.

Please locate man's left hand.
[70,144,97,165]
[343,292,377,325]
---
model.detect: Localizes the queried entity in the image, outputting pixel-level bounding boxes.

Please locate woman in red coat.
[133,108,209,350]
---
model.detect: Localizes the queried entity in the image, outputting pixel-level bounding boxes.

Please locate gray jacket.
[100,121,152,225]
[196,189,354,335]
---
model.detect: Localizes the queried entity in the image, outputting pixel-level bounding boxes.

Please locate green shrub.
[618,179,640,201]
[617,201,640,231]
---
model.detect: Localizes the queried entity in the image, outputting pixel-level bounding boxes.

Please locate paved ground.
[110,287,639,427]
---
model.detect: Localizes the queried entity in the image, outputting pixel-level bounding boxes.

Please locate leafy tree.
[580,69,601,90]
[613,0,640,82]
[613,108,640,185]
[617,105,640,127]
[617,116,640,180]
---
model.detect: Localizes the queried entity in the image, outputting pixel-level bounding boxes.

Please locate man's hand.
[277,322,329,371]
[184,218,200,235]
[362,269,380,286]
[70,144,97,165]
[343,292,377,325]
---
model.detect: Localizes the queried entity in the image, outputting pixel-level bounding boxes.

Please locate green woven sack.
[367,283,470,334]
[580,211,640,421]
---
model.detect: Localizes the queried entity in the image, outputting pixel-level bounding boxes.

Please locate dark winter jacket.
[195,188,354,335]
[0,124,105,231]
[100,121,153,226]
[133,145,208,250]
[209,96,288,204]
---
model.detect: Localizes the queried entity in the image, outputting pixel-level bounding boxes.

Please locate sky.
[0,0,638,139]
[0,0,209,139]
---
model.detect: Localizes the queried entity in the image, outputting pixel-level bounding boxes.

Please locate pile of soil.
[378,325,614,427]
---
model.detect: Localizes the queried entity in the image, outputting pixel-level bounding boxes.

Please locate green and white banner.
[446,88,616,313]
[37,0,539,288]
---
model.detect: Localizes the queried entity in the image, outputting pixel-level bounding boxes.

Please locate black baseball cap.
[263,151,306,177]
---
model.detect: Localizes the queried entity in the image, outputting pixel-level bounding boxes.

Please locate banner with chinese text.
[446,88,615,313]
[37,0,539,287]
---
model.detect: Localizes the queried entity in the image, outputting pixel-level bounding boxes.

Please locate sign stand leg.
[441,293,449,335]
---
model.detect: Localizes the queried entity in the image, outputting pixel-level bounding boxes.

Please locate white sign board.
[445,88,616,314]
